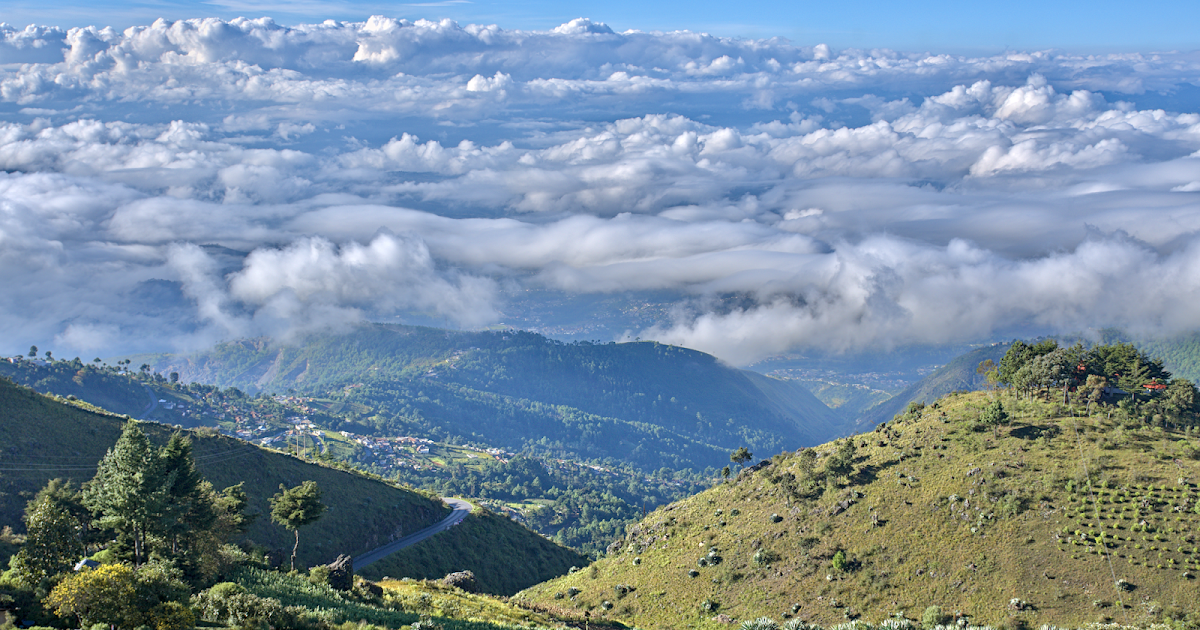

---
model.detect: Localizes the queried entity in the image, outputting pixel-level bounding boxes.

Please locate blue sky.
[4,0,1199,53]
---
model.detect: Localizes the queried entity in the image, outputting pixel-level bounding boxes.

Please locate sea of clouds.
[2,16,1200,364]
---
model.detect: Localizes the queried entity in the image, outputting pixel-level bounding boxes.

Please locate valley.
[3,331,1200,630]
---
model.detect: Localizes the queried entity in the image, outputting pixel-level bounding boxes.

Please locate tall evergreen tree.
[158,433,216,556]
[83,421,165,566]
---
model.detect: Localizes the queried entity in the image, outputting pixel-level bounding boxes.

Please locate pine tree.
[270,481,326,571]
[730,447,753,470]
[158,433,216,556]
[83,421,165,566]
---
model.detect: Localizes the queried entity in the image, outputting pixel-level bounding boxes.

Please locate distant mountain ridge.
[854,343,1011,429]
[141,324,845,471]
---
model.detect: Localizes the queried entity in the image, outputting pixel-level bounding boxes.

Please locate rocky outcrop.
[443,570,478,593]
[327,554,353,591]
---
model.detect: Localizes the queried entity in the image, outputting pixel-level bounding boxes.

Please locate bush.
[753,549,780,567]
[831,550,849,572]
[192,582,290,627]
[922,605,948,629]
[144,601,195,630]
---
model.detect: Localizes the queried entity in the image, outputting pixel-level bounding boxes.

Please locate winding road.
[353,498,473,570]
[138,385,158,420]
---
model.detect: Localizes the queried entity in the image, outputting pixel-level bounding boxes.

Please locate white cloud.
[3,16,1200,363]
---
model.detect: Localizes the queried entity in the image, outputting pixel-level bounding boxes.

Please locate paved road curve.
[353,498,473,570]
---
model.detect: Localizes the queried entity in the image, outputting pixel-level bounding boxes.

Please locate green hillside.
[0,356,158,418]
[138,325,843,470]
[854,344,1011,429]
[1101,330,1200,384]
[359,508,588,596]
[0,378,579,593]
[517,388,1200,629]
[0,357,709,558]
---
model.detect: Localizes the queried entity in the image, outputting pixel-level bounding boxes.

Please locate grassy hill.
[137,324,844,471]
[517,388,1200,629]
[0,378,580,593]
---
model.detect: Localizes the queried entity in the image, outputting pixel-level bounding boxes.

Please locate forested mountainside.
[139,324,843,470]
[0,378,581,591]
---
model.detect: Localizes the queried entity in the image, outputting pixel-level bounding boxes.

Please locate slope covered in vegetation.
[139,324,843,470]
[360,508,588,596]
[518,382,1200,628]
[0,378,578,593]
[1,355,710,558]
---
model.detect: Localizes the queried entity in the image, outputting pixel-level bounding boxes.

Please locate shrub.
[753,549,780,567]
[832,550,849,572]
[922,605,948,629]
[410,615,442,630]
[191,584,289,628]
[144,601,195,630]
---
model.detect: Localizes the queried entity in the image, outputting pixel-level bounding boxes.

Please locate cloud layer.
[3,17,1200,363]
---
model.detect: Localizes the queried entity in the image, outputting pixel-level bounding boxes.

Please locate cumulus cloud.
[4,16,1200,363]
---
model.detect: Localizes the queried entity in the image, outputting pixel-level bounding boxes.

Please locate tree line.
[992,339,1199,425]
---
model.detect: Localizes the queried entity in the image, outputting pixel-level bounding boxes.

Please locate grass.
[516,389,1200,630]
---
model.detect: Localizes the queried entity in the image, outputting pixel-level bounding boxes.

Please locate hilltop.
[517,388,1200,628]
[136,324,843,471]
[0,378,583,592]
